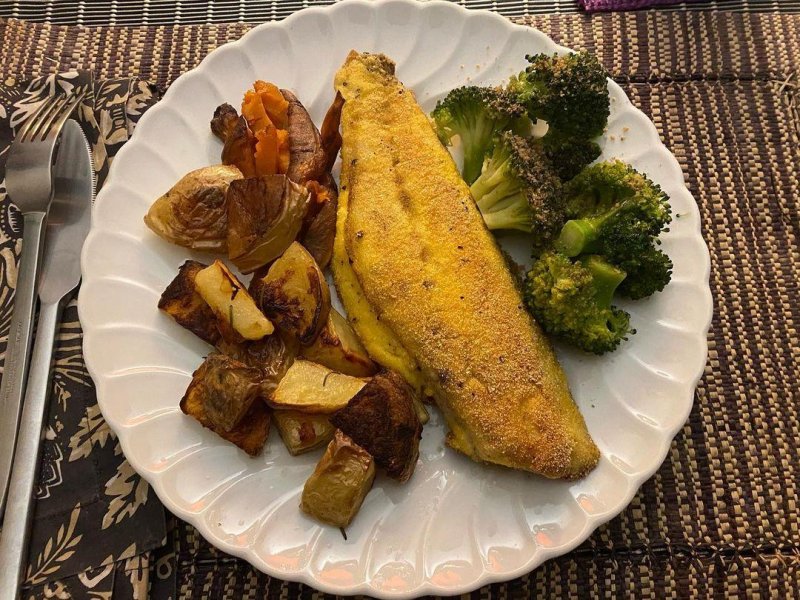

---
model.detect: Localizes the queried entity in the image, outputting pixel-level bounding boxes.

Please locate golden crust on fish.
[332,51,599,479]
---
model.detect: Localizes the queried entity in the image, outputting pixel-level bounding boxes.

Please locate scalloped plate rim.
[78,1,713,597]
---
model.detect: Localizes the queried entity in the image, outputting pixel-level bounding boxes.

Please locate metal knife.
[0,119,94,600]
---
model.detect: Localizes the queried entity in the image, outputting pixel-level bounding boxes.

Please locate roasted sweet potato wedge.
[282,89,327,184]
[211,103,240,142]
[300,430,375,527]
[158,260,220,346]
[249,242,330,345]
[330,371,422,482]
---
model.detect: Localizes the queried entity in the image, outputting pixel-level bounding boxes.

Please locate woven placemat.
[1,10,799,598]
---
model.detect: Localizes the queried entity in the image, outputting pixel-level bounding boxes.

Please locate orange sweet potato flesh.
[254,126,279,176]
[255,80,289,129]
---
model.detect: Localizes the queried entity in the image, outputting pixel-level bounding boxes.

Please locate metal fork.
[0,91,86,515]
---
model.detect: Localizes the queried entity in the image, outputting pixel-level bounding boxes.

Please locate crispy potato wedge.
[181,353,263,432]
[194,260,274,341]
[330,371,422,482]
[144,165,242,252]
[158,260,221,346]
[300,430,375,527]
[249,242,330,345]
[273,410,335,456]
[300,308,377,377]
[181,363,270,456]
[269,359,365,414]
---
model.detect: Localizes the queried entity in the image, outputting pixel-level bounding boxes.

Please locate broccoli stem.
[556,218,603,256]
[480,193,533,232]
[579,255,626,307]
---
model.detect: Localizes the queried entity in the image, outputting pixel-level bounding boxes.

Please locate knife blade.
[0,119,94,600]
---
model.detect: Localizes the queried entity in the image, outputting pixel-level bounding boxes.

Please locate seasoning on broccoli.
[524,252,632,355]
[468,132,565,252]
[431,86,527,185]
[554,160,673,299]
[539,134,602,182]
[508,51,610,180]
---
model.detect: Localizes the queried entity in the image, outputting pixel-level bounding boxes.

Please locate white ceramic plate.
[78,1,713,596]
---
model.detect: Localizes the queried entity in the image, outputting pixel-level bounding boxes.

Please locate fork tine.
[24,95,70,142]
[15,98,56,141]
[44,91,87,141]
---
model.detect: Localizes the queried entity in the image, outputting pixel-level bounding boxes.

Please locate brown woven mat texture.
[2,10,800,599]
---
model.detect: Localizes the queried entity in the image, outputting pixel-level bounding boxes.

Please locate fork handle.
[0,299,61,600]
[0,212,46,516]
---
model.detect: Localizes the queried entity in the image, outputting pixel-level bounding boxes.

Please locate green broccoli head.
[553,160,673,299]
[525,252,632,355]
[556,160,672,254]
[431,86,526,184]
[540,134,602,182]
[510,51,610,140]
[468,132,565,249]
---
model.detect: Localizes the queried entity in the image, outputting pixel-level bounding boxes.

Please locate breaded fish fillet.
[332,51,599,479]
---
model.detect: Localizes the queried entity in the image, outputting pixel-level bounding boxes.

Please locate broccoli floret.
[525,252,632,355]
[432,86,526,184]
[554,160,673,299]
[540,134,602,182]
[469,132,565,250]
[509,51,610,141]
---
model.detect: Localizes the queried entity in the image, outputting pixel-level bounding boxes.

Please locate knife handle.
[0,299,62,600]
[0,212,46,516]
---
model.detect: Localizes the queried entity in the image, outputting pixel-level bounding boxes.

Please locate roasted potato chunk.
[274,410,335,456]
[194,260,274,341]
[249,242,331,344]
[216,332,298,394]
[330,371,422,482]
[181,359,270,456]
[301,430,375,527]
[158,260,220,346]
[181,353,263,432]
[269,359,365,414]
[226,175,311,273]
[144,165,242,251]
[300,308,377,377]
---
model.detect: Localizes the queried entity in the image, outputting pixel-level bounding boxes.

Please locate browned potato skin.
[300,430,375,527]
[300,308,377,377]
[181,367,271,456]
[282,89,328,185]
[249,242,331,345]
[300,174,338,270]
[273,410,335,456]
[330,371,422,482]
[158,260,221,346]
[144,165,242,252]
[217,332,298,395]
[221,116,257,177]
[226,176,311,273]
[211,103,240,142]
[181,353,263,432]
